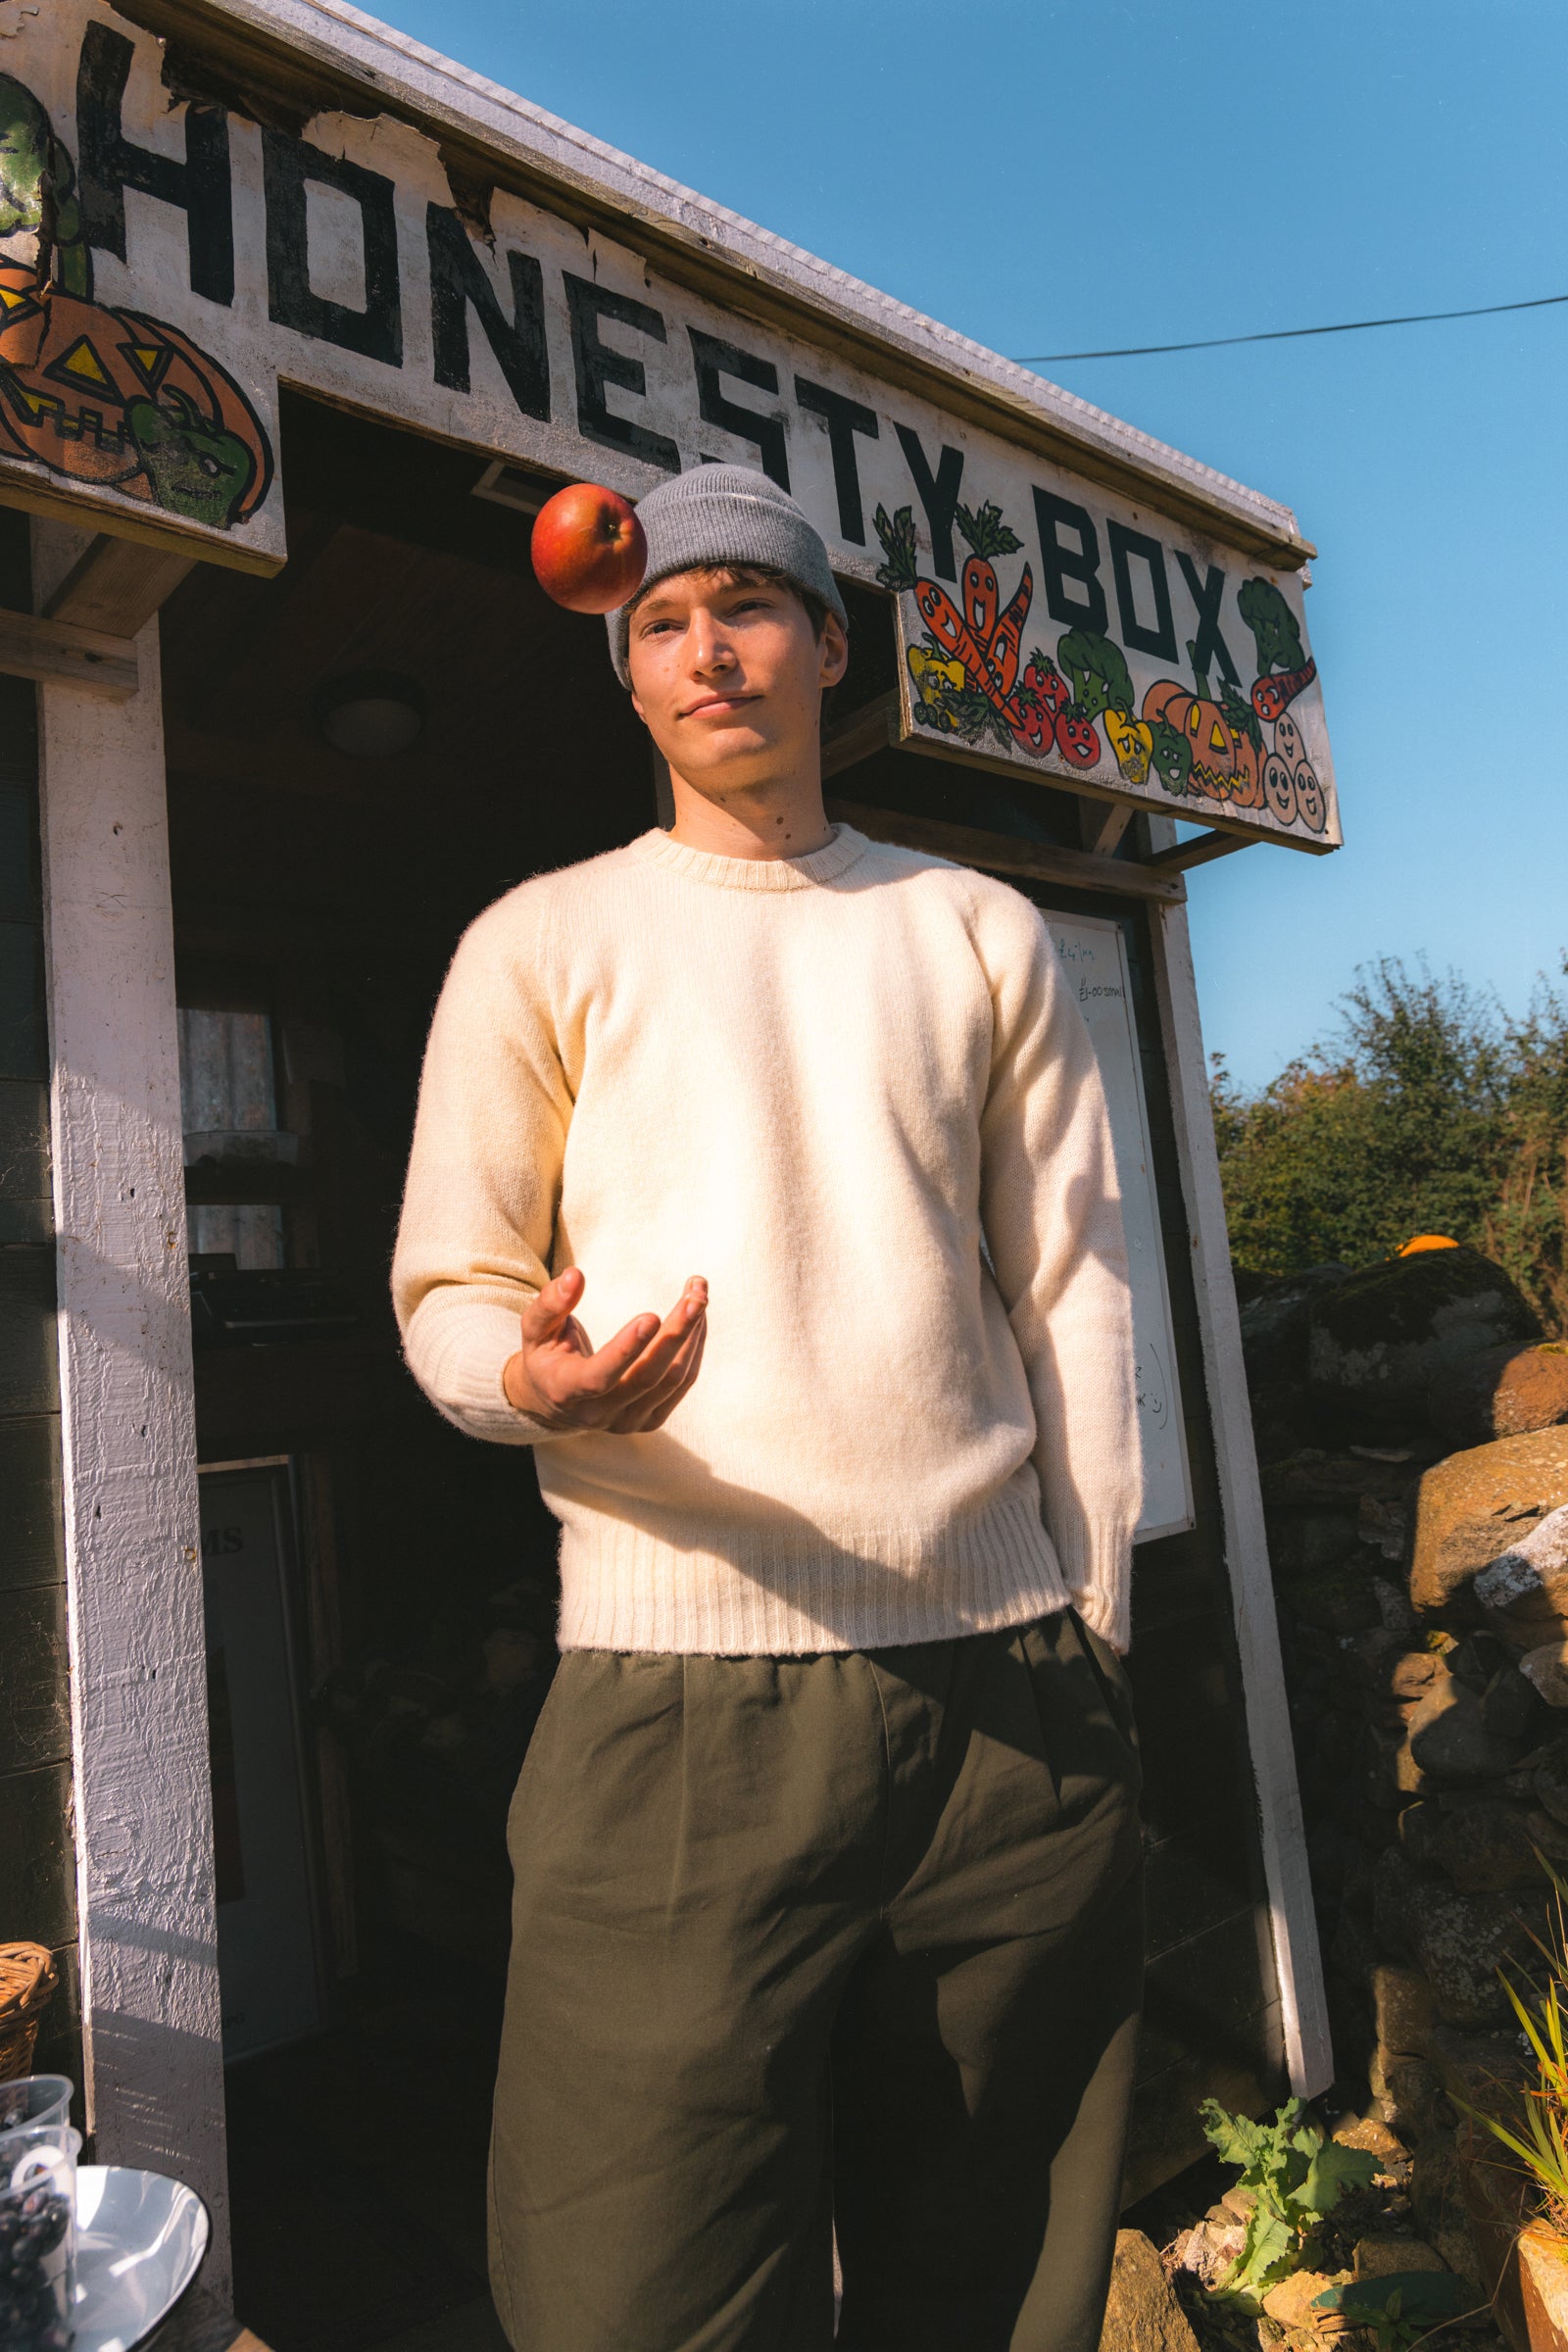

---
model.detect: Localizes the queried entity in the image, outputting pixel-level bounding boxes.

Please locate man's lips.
[680,691,760,718]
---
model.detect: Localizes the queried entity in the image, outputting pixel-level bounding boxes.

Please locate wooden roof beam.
[43,534,196,638]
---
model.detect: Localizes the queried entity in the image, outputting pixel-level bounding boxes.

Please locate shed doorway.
[161,390,662,2352]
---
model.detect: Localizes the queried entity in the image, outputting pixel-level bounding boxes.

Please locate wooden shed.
[0,0,1338,2328]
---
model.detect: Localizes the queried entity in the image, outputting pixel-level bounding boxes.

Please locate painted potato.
[1262,753,1298,826]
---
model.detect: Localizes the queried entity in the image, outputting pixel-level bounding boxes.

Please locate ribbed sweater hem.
[555,1487,1082,1656]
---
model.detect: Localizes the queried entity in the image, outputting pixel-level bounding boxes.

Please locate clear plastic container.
[0,2078,73,2135]
[0,2121,80,2352]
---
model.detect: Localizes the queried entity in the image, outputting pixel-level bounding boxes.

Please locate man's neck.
[666,767,834,861]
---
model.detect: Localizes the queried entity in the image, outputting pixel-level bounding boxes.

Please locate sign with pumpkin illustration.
[875,490,1336,850]
[0,52,272,547]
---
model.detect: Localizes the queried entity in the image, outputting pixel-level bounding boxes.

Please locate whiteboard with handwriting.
[1046,915,1194,1543]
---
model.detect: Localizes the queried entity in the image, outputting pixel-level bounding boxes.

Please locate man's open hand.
[502,1267,708,1435]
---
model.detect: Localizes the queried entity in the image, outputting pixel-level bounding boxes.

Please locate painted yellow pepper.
[1104,708,1153,787]
[906,646,966,731]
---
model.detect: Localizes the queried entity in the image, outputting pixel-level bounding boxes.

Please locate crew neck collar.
[629,824,869,893]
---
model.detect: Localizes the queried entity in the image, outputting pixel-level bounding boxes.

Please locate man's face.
[626,568,848,796]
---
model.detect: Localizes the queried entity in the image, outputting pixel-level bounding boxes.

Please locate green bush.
[1212,957,1568,1333]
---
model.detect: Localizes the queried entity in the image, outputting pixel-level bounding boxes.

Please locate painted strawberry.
[1054,703,1102,769]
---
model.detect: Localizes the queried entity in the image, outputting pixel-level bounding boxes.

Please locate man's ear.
[818,612,850,692]
[629,690,647,724]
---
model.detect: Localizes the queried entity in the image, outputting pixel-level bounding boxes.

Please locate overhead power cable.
[1014,291,1568,364]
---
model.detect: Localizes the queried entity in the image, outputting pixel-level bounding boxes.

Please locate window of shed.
[178,1005,286,1270]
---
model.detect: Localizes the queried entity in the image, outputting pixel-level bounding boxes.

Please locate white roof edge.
[202,0,1308,554]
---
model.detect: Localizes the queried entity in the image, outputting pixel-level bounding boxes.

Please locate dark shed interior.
[148,392,1286,2352]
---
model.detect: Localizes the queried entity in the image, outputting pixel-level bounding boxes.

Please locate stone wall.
[1243,1243,1568,2273]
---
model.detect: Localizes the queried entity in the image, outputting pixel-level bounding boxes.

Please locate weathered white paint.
[1145,878,1333,2096]
[33,517,230,2292]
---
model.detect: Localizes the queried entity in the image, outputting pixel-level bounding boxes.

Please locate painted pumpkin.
[0,263,270,527]
[1103,709,1152,787]
[1142,679,1259,805]
[1054,704,1101,769]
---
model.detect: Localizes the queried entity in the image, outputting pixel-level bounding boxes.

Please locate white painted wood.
[33,519,230,2294]
[1146,891,1333,2097]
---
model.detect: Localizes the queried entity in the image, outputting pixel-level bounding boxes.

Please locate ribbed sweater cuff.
[403,1295,557,1446]
[1054,1518,1134,1656]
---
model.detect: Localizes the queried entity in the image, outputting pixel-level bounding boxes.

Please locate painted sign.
[0,0,1336,848]
[880,492,1331,841]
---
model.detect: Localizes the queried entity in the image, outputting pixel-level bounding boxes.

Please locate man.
[393,463,1144,2352]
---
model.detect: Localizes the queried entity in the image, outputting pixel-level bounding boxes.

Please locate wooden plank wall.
[0,508,79,2096]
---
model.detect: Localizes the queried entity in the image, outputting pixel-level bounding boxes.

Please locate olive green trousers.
[489,1608,1145,2352]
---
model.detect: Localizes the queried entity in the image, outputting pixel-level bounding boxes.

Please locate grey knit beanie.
[607,464,847,686]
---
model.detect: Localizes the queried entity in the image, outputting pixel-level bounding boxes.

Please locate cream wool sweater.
[393,824,1140,1656]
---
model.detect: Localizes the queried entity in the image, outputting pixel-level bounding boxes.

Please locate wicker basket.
[0,1943,60,2083]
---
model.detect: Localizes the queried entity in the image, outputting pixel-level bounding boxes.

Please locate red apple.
[530,482,647,612]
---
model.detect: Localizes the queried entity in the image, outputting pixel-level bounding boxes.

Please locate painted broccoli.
[1238,577,1305,678]
[0,73,89,293]
[1056,626,1135,722]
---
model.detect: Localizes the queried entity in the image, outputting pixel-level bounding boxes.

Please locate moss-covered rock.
[1308,1249,1541,1437]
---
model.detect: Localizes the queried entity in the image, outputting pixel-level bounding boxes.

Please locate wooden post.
[32,522,230,2290]
[1145,883,1333,2096]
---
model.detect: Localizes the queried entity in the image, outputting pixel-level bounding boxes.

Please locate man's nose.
[688,612,737,673]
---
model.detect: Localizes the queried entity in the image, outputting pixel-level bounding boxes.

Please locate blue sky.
[377,0,1565,1091]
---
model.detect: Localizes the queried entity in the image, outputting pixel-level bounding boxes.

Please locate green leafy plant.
[1464,1856,1568,2227]
[1312,2271,1473,2352]
[1211,956,1568,1332]
[1199,2096,1379,2311]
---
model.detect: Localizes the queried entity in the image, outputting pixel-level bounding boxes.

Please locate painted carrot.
[914,580,1016,722]
[987,564,1034,697]
[1250,657,1317,723]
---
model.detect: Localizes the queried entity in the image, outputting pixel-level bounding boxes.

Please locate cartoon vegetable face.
[1057,627,1136,722]
[1004,651,1063,757]
[127,390,258,529]
[1055,705,1101,769]
[906,645,965,730]
[1103,710,1152,787]
[1274,711,1307,770]
[1023,653,1069,722]
[0,265,270,525]
[1147,717,1191,795]
[1262,754,1298,826]
[1142,678,1257,804]
[1251,656,1316,724]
